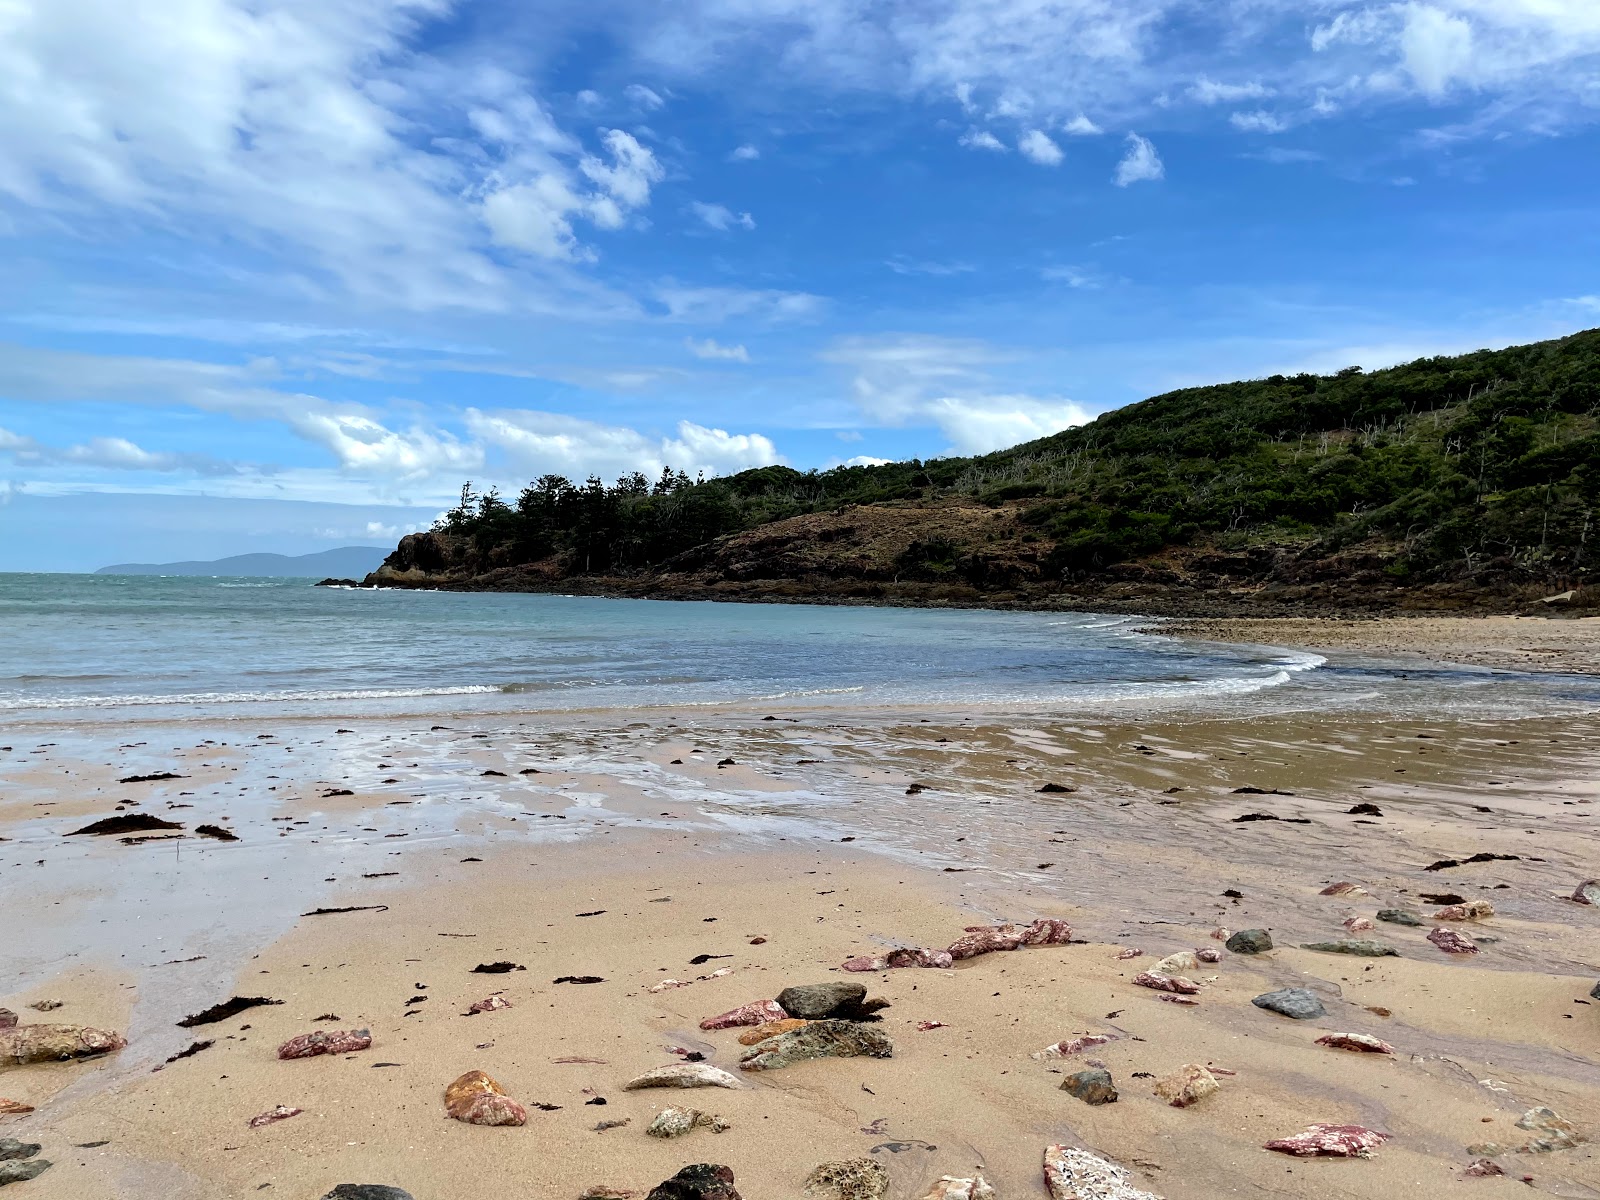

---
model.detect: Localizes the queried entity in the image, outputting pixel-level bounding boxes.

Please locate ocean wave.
[0,684,502,711]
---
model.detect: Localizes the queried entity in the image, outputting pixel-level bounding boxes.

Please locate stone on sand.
[946,918,1071,959]
[1151,951,1198,976]
[1042,1145,1161,1200]
[806,1158,889,1200]
[646,1107,730,1138]
[1133,972,1200,994]
[920,1179,994,1200]
[0,1160,50,1187]
[1060,1068,1118,1105]
[1426,927,1479,954]
[1252,988,1326,1020]
[1376,909,1422,927]
[0,1101,32,1116]
[1032,1033,1117,1060]
[0,1142,40,1163]
[646,1164,742,1200]
[776,982,869,1019]
[1264,1124,1390,1157]
[1570,879,1600,906]
[624,1063,744,1090]
[1515,1106,1584,1152]
[1223,929,1271,954]
[277,1029,371,1059]
[1152,1064,1219,1108]
[1299,939,1398,957]
[444,1069,528,1126]
[0,1023,127,1067]
[321,1187,416,1200]
[738,1019,893,1072]
[1315,1032,1394,1054]
[841,948,953,972]
[699,1000,787,1030]
[1433,900,1494,921]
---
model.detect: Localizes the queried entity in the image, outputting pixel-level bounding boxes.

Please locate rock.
[805,1158,889,1200]
[1152,1064,1219,1108]
[738,1019,893,1071]
[1265,1124,1390,1157]
[321,1188,417,1200]
[1299,939,1398,957]
[1031,1033,1118,1060]
[1592,980,1600,1000]
[946,918,1072,959]
[1572,879,1600,905]
[1042,1144,1160,1200]
[777,982,869,1020]
[0,1015,12,1032]
[1427,927,1479,954]
[699,1000,787,1030]
[1061,1068,1118,1105]
[738,1019,810,1045]
[645,1163,742,1200]
[1434,900,1494,921]
[1376,909,1422,926]
[1348,803,1383,816]
[1113,948,1142,960]
[1515,1106,1584,1152]
[1252,988,1326,1020]
[1152,951,1198,975]
[920,1178,995,1200]
[247,1105,302,1128]
[0,1023,127,1066]
[0,1143,39,1163]
[1318,882,1368,897]
[25,1002,61,1014]
[1224,929,1272,954]
[1462,1160,1504,1178]
[1342,916,1375,933]
[1133,972,1200,994]
[469,996,512,1014]
[0,1101,33,1116]
[277,1029,371,1059]
[623,1063,744,1090]
[841,948,953,972]
[445,1070,527,1126]
[1315,1032,1394,1054]
[0,1160,50,1187]
[1194,947,1222,964]
[646,1107,730,1138]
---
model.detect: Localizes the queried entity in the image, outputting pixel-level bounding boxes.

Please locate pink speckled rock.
[1134,972,1201,994]
[1434,900,1494,921]
[469,996,512,1014]
[947,918,1072,960]
[1343,916,1375,933]
[840,948,953,972]
[1195,947,1222,963]
[1427,927,1479,954]
[698,1000,786,1030]
[1031,1033,1118,1060]
[1319,881,1368,897]
[276,1029,371,1059]
[1315,1032,1394,1054]
[1209,927,1231,941]
[1114,948,1143,960]
[0,1023,127,1065]
[247,1105,302,1128]
[1043,1145,1159,1200]
[1265,1124,1390,1157]
[445,1069,527,1126]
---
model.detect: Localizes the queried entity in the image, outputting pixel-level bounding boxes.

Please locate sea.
[3,573,1599,726]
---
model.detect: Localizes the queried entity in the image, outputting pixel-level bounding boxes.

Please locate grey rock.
[777,982,868,1020]
[1376,909,1423,927]
[1225,929,1272,954]
[1591,980,1600,1000]
[321,1189,416,1200]
[1252,988,1327,1020]
[738,1019,893,1071]
[1300,939,1398,957]
[0,1160,50,1187]
[1060,1068,1118,1105]
[0,1143,38,1163]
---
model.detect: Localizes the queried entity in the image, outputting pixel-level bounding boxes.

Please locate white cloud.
[0,426,242,475]
[654,284,823,323]
[1114,133,1165,185]
[1399,3,1476,97]
[1230,110,1288,133]
[839,455,892,467]
[1062,115,1102,136]
[959,129,1008,152]
[690,201,756,231]
[685,336,751,361]
[624,83,666,109]
[729,143,761,161]
[1017,129,1064,165]
[1040,265,1100,288]
[822,334,1089,455]
[886,257,975,277]
[1191,78,1273,105]
[466,409,781,480]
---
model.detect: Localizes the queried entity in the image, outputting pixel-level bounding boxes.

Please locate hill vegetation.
[373,327,1600,611]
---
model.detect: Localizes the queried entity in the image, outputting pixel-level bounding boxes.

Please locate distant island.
[361,328,1600,616]
[97,546,392,579]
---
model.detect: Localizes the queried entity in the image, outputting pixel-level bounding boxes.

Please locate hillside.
[365,328,1600,614]
[101,546,391,578]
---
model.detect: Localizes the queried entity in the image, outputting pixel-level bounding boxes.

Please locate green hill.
[368,327,1600,612]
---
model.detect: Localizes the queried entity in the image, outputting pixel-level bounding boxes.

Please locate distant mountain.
[96,546,391,578]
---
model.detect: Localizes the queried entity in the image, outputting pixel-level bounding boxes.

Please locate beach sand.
[3,686,1600,1199]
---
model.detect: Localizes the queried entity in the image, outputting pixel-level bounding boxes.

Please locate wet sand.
[1151,614,1600,675]
[3,701,1600,1199]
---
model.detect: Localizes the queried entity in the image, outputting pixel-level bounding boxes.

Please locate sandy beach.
[4,660,1600,1200]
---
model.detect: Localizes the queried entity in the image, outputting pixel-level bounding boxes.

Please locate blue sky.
[2,0,1598,570]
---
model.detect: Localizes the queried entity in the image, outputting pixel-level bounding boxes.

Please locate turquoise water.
[1,573,1596,723]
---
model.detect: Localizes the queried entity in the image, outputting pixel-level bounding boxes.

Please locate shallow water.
[4,573,1600,726]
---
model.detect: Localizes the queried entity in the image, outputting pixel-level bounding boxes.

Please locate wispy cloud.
[685,336,751,361]
[1017,129,1064,166]
[1114,133,1165,186]
[689,201,756,231]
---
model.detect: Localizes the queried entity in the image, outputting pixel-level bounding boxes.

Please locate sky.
[2,0,1599,570]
